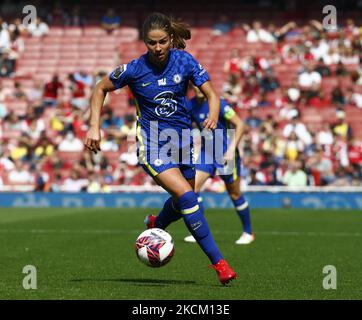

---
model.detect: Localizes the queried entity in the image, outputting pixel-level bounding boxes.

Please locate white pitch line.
[0,229,361,237]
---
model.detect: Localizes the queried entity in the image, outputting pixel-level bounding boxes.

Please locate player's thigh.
[153,167,194,198]
[195,170,211,193]
[225,176,242,201]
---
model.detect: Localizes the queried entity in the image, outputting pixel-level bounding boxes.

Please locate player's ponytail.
[169,18,191,50]
[142,12,191,50]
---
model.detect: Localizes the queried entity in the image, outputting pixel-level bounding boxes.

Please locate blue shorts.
[195,150,241,184]
[137,130,196,180]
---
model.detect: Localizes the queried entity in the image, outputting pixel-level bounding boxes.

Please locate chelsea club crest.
[173,74,182,84]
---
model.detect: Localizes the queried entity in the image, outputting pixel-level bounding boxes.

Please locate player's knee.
[177,191,199,214]
[228,189,241,201]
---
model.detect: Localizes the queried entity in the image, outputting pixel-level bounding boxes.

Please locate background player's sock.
[232,195,252,234]
[178,191,223,265]
[155,197,182,229]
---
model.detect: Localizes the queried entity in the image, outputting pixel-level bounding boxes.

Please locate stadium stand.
[0,0,361,191]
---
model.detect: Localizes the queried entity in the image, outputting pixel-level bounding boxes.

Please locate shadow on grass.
[70,278,196,286]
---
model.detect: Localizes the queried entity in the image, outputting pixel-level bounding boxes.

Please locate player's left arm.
[224,110,244,161]
[199,81,219,130]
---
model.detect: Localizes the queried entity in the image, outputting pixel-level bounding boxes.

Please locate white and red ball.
[135,228,175,267]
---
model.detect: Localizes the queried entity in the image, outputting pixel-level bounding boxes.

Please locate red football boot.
[210,259,237,285]
[144,214,156,229]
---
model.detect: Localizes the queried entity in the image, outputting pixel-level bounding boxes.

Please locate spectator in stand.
[279,103,300,121]
[0,149,14,171]
[282,161,308,187]
[7,28,24,73]
[322,47,341,66]
[58,130,84,152]
[8,18,29,36]
[245,108,262,129]
[27,17,49,37]
[8,160,34,185]
[74,70,93,87]
[283,115,312,146]
[223,48,242,76]
[346,87,362,108]
[314,58,331,77]
[212,14,233,36]
[101,105,123,130]
[61,170,88,192]
[68,74,89,111]
[0,50,13,77]
[260,70,280,93]
[222,74,241,107]
[101,8,121,34]
[3,111,22,130]
[332,110,353,140]
[248,168,265,186]
[26,79,44,104]
[0,24,10,53]
[13,82,27,100]
[331,86,346,107]
[317,124,334,147]
[49,173,62,192]
[298,63,322,101]
[341,47,360,65]
[335,61,349,77]
[307,148,335,185]
[43,75,64,107]
[285,132,304,161]
[65,5,87,27]
[242,21,275,43]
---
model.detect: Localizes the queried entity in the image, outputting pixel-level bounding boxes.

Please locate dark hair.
[142,12,191,49]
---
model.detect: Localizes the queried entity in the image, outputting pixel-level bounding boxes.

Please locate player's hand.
[84,126,101,154]
[203,116,217,130]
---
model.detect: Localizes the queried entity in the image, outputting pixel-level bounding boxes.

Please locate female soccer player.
[84,12,237,285]
[183,87,254,245]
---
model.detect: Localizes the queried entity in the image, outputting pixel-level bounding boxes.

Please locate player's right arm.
[84,77,117,154]
[85,63,133,154]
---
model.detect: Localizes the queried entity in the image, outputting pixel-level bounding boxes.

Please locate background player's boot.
[210,259,237,285]
[184,234,196,243]
[144,214,156,229]
[235,232,255,245]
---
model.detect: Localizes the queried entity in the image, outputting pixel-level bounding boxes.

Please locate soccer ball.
[135,228,175,267]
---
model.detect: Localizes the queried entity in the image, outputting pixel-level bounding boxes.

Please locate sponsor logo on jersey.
[142,82,152,87]
[158,78,167,86]
[154,91,178,117]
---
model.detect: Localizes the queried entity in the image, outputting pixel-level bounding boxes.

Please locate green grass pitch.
[0,207,361,300]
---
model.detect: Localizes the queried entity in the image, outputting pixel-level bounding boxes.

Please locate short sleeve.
[220,100,236,120]
[186,52,210,87]
[109,63,131,89]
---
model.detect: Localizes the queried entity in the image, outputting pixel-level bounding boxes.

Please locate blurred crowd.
[0,10,362,191]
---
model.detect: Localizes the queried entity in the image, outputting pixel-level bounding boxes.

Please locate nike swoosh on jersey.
[142,82,152,87]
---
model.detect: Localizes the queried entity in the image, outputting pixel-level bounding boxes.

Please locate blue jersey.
[189,97,236,154]
[109,49,209,178]
[109,49,210,138]
[189,97,241,181]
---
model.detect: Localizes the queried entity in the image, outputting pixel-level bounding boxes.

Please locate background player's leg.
[225,177,254,243]
[194,170,211,212]
[154,168,223,265]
